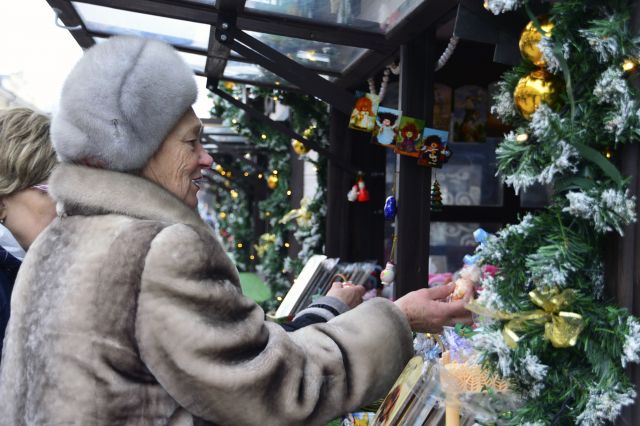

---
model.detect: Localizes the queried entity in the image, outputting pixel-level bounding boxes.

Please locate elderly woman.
[0,37,470,425]
[0,108,56,356]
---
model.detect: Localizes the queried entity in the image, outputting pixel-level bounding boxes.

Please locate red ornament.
[356,178,369,202]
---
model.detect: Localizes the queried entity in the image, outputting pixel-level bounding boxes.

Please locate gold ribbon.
[467,288,585,349]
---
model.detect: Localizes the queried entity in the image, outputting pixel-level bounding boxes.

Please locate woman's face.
[141,108,213,209]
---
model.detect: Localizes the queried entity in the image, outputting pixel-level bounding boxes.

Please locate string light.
[219,212,227,219]
[231,118,237,124]
[261,134,267,140]
[258,173,263,179]
[516,133,529,143]
[265,212,271,217]
[275,81,280,86]
[286,190,292,196]
[273,170,278,175]
[623,59,636,72]
[230,190,239,199]
[276,296,283,301]
[243,172,249,177]
[237,243,243,248]
[250,255,255,260]
[284,242,290,248]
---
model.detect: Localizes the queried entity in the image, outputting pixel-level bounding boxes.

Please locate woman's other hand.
[326,281,367,309]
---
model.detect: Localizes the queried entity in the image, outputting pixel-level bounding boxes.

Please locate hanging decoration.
[267,173,279,190]
[519,18,554,67]
[348,92,379,132]
[380,262,396,286]
[430,177,443,212]
[513,69,560,120]
[381,234,398,286]
[367,66,391,102]
[417,128,451,168]
[291,138,310,156]
[383,195,397,221]
[347,173,370,203]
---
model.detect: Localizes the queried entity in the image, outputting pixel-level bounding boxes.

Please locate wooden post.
[613,2,640,424]
[395,29,436,297]
[326,108,351,259]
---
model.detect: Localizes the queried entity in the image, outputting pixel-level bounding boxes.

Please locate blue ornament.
[473,228,489,244]
[463,254,480,265]
[383,196,397,221]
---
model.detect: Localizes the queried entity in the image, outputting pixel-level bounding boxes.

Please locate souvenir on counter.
[372,356,426,426]
[451,85,488,143]
[394,116,425,156]
[372,106,401,147]
[433,83,453,132]
[349,91,380,132]
[418,128,450,168]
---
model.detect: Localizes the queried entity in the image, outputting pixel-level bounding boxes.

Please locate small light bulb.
[286,190,292,196]
[243,172,249,177]
[276,296,283,301]
[237,243,243,248]
[273,170,278,175]
[623,59,636,72]
[284,242,290,248]
[261,134,267,140]
[516,133,529,142]
[275,81,281,86]
[258,173,263,179]
[250,255,255,260]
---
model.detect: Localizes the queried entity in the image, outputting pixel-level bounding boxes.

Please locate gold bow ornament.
[467,288,585,349]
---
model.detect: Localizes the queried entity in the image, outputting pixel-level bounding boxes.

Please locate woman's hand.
[326,281,367,309]
[394,284,473,333]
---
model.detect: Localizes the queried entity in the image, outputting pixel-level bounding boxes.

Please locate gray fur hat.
[51,36,197,171]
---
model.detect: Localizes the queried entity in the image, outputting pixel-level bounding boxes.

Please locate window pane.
[439,138,503,206]
[245,0,425,33]
[247,31,366,73]
[429,222,501,274]
[73,2,210,51]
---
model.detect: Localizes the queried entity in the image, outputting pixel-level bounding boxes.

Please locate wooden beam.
[395,29,436,298]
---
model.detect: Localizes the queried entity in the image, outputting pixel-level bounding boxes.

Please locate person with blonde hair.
[0,107,57,355]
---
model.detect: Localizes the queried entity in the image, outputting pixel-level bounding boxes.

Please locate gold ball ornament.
[519,19,554,67]
[267,174,279,189]
[291,139,310,155]
[513,70,561,120]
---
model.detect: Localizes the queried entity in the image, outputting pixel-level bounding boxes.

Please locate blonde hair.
[0,108,56,196]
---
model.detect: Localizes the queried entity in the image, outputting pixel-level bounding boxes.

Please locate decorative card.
[349,91,380,133]
[418,128,449,168]
[433,83,453,131]
[451,85,488,143]
[394,116,425,157]
[372,106,402,148]
[372,356,425,426]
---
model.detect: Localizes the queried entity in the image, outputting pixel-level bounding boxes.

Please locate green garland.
[475,1,640,424]
[210,85,329,311]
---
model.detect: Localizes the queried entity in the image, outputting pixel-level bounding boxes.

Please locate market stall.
[48,0,640,424]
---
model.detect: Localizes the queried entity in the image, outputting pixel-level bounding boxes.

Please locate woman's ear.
[0,199,7,224]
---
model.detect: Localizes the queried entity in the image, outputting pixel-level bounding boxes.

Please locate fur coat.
[0,164,413,426]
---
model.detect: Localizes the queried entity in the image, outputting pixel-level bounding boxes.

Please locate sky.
[0,0,213,116]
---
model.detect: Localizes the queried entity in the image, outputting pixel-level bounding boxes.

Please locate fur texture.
[50,36,197,171]
[0,164,413,426]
